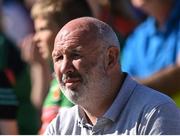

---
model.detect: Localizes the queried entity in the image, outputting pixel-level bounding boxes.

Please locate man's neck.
[82,71,126,125]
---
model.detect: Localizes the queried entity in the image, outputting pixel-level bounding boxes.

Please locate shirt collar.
[77,105,93,129]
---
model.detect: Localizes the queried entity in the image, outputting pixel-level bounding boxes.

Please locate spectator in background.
[122,0,180,106]
[0,3,22,133]
[1,0,34,46]
[1,0,40,134]
[22,0,93,134]
[0,29,20,135]
[107,0,145,38]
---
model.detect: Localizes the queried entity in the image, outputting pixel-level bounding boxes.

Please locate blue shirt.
[122,0,180,79]
[45,75,180,135]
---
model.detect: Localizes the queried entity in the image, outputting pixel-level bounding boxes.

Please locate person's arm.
[136,64,180,96]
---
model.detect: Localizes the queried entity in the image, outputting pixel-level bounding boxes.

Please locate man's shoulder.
[123,76,175,109]
[133,82,176,108]
[45,105,78,135]
[122,76,175,112]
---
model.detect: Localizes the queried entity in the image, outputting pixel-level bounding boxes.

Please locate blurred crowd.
[0,0,180,134]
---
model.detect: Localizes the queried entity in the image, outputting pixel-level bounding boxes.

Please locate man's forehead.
[55,18,98,40]
[53,18,104,51]
[55,29,71,42]
[56,28,83,38]
[54,44,83,52]
[54,30,85,49]
[55,27,97,47]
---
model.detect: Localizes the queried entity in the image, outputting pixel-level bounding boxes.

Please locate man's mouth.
[64,78,81,88]
[62,72,82,88]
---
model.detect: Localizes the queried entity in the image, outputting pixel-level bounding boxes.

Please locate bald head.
[55,17,120,50]
[52,17,123,106]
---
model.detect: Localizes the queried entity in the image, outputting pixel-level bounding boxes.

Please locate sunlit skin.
[34,16,58,61]
[52,18,124,124]
[53,27,111,107]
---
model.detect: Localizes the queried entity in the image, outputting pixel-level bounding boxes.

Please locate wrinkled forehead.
[54,27,99,51]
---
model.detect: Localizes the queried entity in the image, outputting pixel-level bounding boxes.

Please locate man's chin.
[65,94,79,104]
[65,84,78,90]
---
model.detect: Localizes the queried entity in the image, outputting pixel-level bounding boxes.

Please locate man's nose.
[60,57,74,74]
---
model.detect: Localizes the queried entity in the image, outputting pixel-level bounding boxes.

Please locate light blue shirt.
[122,0,180,79]
[45,75,180,135]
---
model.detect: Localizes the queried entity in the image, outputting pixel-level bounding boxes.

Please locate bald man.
[45,17,180,135]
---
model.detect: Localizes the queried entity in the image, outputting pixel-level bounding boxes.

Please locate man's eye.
[72,53,81,60]
[54,55,63,62]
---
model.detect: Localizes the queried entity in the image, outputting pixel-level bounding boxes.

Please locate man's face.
[52,29,110,105]
[34,16,58,60]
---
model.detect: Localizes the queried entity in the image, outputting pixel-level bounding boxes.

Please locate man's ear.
[105,47,119,70]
